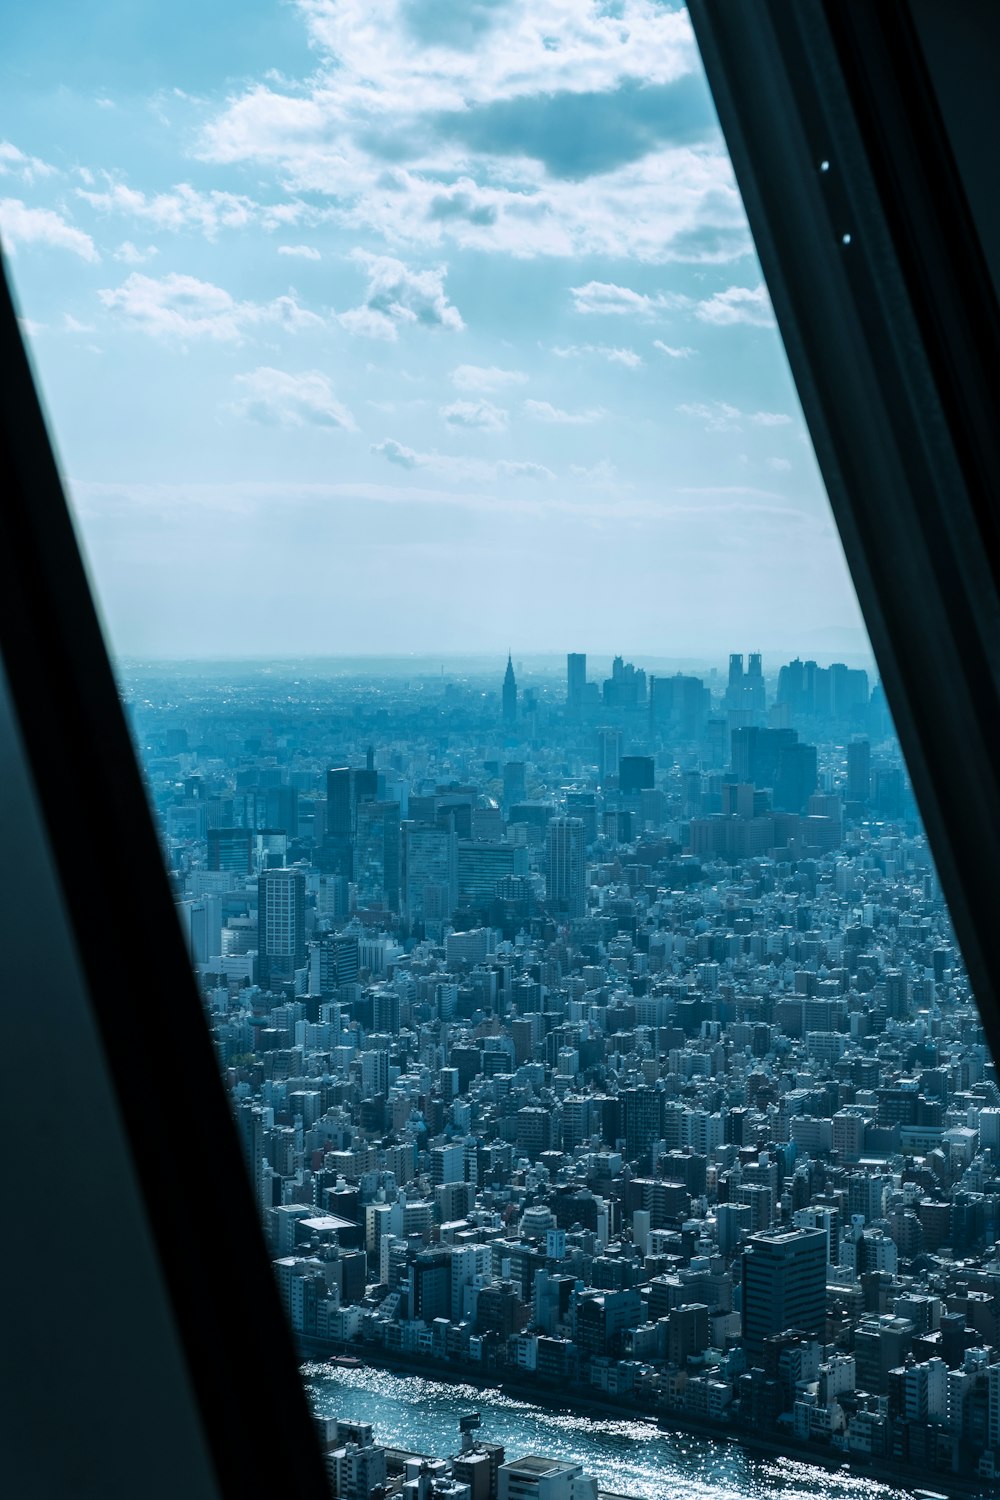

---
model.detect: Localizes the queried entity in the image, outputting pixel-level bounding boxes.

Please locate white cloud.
[768,456,792,471]
[0,141,57,184]
[441,399,508,433]
[77,179,316,239]
[653,339,695,358]
[677,401,742,432]
[569,460,623,489]
[500,460,555,481]
[297,0,698,113]
[676,400,793,433]
[64,313,96,333]
[114,239,159,264]
[552,343,643,368]
[98,272,323,342]
[195,4,751,266]
[372,437,552,482]
[278,243,321,259]
[451,364,528,392]
[339,252,463,340]
[230,367,356,429]
[695,283,774,327]
[570,280,685,317]
[524,399,604,425]
[0,198,99,261]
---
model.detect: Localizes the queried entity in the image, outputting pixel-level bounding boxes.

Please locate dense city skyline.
[124,646,1000,1493]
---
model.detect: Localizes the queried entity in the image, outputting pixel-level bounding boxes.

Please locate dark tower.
[502,653,517,728]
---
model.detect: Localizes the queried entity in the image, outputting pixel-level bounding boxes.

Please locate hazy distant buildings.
[602,656,646,710]
[596,727,621,784]
[567,653,587,714]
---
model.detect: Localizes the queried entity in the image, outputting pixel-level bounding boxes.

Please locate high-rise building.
[207,826,252,874]
[648,674,710,739]
[774,741,819,813]
[730,725,796,788]
[326,766,353,838]
[847,739,871,804]
[746,652,766,713]
[354,746,378,807]
[258,867,306,990]
[741,1227,826,1358]
[309,934,360,996]
[546,817,586,920]
[602,656,646,710]
[567,653,587,714]
[402,823,458,921]
[596,727,621,783]
[619,756,654,796]
[458,840,527,903]
[502,654,518,728]
[354,799,401,911]
[503,760,526,809]
[622,1087,661,1166]
[726,653,744,709]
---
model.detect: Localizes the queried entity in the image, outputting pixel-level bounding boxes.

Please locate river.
[303,1364,925,1500]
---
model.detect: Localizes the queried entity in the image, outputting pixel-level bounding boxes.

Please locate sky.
[0,0,870,665]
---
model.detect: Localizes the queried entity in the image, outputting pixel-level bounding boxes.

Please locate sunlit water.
[303,1365,923,1500]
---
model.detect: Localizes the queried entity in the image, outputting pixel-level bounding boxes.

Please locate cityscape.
[3,2,996,1497]
[126,648,1000,1499]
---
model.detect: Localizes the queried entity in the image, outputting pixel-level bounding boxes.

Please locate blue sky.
[1,0,868,664]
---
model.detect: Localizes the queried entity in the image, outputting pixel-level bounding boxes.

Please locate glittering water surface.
[303,1365,920,1500]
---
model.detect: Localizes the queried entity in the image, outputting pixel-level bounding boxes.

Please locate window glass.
[3,6,992,1497]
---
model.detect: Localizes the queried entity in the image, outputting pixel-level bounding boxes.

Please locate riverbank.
[299,1338,990,1499]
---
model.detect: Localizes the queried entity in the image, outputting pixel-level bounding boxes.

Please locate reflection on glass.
[3,3,996,1496]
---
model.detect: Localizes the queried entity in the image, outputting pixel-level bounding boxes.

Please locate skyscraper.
[567,652,587,714]
[257,866,306,991]
[726,652,744,709]
[746,651,766,713]
[207,826,252,874]
[354,799,401,911]
[402,823,458,922]
[619,756,654,796]
[847,739,871,804]
[597,726,621,783]
[546,816,586,920]
[622,1086,662,1166]
[502,654,517,728]
[741,1227,826,1358]
[326,766,353,838]
[774,741,819,813]
[503,760,526,809]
